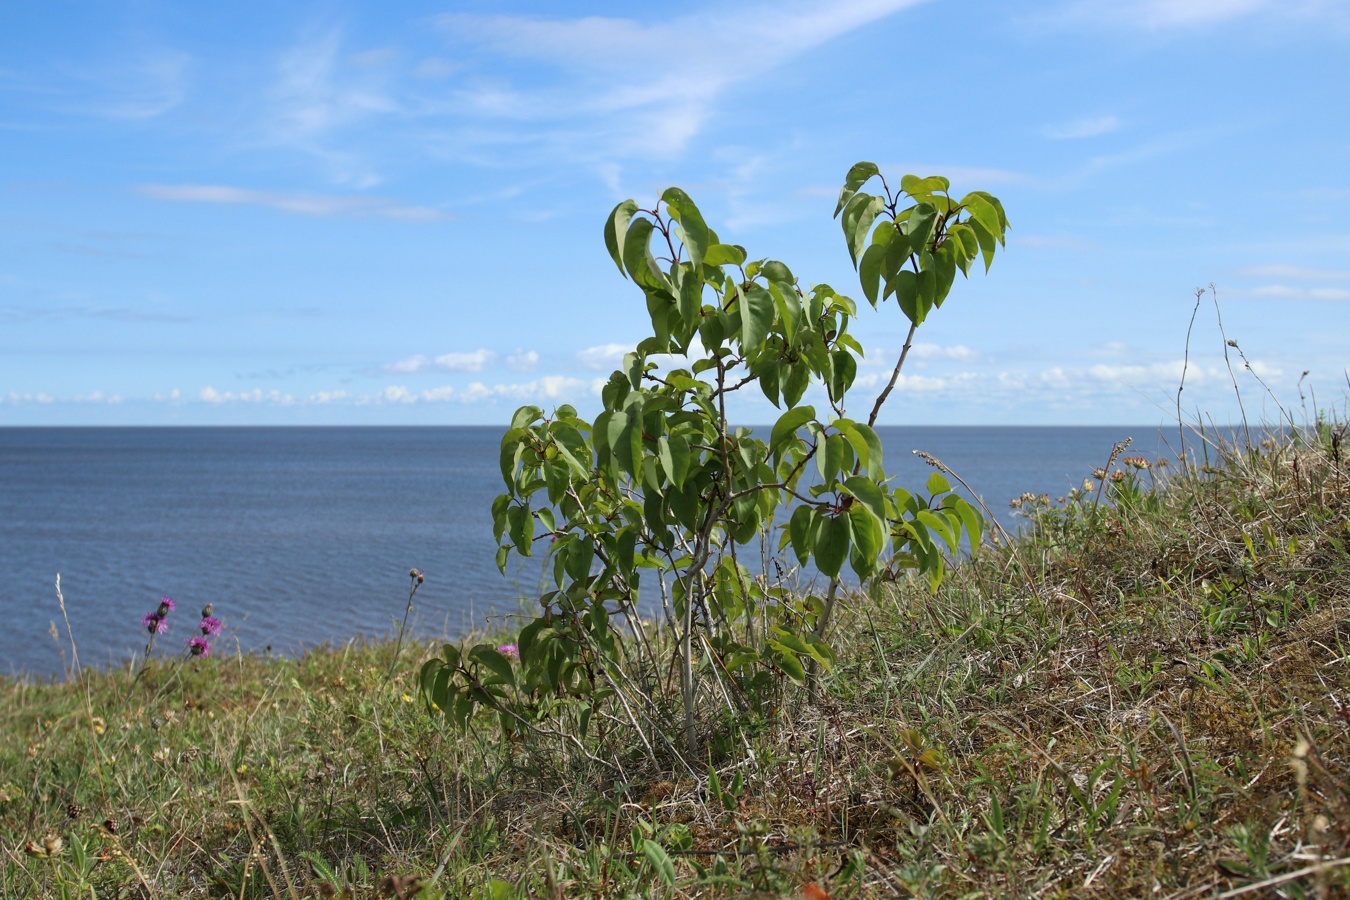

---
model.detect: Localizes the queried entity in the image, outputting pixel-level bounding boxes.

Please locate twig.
[1215,857,1350,898]
[54,574,81,680]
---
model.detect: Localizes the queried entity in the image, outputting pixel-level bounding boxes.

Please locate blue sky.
[2,0,1347,426]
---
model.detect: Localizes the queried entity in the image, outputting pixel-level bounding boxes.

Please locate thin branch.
[867,320,920,428]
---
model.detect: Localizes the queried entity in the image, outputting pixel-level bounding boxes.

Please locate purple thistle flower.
[199,616,223,636]
[156,596,176,617]
[141,612,167,635]
[496,643,519,661]
[186,636,211,657]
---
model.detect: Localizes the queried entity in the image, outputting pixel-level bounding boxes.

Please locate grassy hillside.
[3,424,1349,898]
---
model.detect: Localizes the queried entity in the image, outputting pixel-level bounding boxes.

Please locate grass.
[3,422,1350,898]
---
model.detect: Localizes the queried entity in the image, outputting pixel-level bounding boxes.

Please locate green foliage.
[422,164,1008,754]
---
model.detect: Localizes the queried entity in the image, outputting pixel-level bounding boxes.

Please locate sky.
[2,0,1348,426]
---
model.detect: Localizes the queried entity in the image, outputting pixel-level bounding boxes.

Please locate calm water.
[0,426,1169,676]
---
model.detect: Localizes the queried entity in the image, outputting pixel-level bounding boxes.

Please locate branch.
[867,320,919,428]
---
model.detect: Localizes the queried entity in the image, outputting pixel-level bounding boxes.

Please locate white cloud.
[910,343,979,362]
[434,349,495,372]
[1229,284,1350,301]
[365,375,589,404]
[577,343,633,371]
[2,391,55,405]
[506,349,539,372]
[93,50,191,120]
[385,355,430,374]
[309,390,348,403]
[420,386,456,401]
[384,349,497,374]
[137,184,448,221]
[1051,0,1273,29]
[864,343,979,364]
[1238,264,1350,282]
[72,391,124,404]
[854,372,952,391]
[198,386,295,405]
[436,1,929,159]
[1043,115,1121,140]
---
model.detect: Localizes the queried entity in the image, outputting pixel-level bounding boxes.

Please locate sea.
[0,426,1178,677]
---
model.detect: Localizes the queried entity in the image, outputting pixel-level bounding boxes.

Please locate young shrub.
[422,164,1009,755]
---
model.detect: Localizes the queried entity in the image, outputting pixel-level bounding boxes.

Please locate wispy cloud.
[434,1,929,161]
[374,376,588,404]
[199,386,296,405]
[1049,0,1273,29]
[1,392,55,405]
[95,50,192,120]
[864,343,981,364]
[505,349,539,373]
[1227,284,1350,301]
[576,343,634,371]
[1239,264,1350,282]
[383,349,496,374]
[262,29,402,186]
[136,184,448,221]
[1043,115,1121,140]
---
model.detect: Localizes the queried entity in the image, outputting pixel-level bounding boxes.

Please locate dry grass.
[3,424,1349,898]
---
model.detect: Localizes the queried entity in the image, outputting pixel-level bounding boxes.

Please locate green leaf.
[916,509,958,551]
[641,839,676,886]
[858,221,893,308]
[607,410,635,477]
[788,504,813,566]
[782,361,810,407]
[829,348,857,403]
[510,406,543,430]
[564,533,595,583]
[662,187,709,270]
[927,471,952,495]
[835,161,879,217]
[758,355,781,407]
[666,432,691,488]
[843,475,887,526]
[817,432,846,484]
[838,421,884,480]
[932,242,957,308]
[773,647,807,685]
[946,494,984,547]
[740,283,775,351]
[959,191,1004,240]
[677,262,702,325]
[470,645,515,686]
[905,203,939,255]
[770,405,815,463]
[705,243,747,267]
[507,505,533,555]
[901,174,951,196]
[848,504,882,578]
[615,526,637,573]
[841,193,885,267]
[622,216,660,289]
[891,270,920,325]
[603,199,639,276]
[813,512,852,579]
[769,280,801,343]
[968,216,998,273]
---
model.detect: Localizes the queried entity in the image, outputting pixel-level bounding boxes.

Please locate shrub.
[421,164,1009,755]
